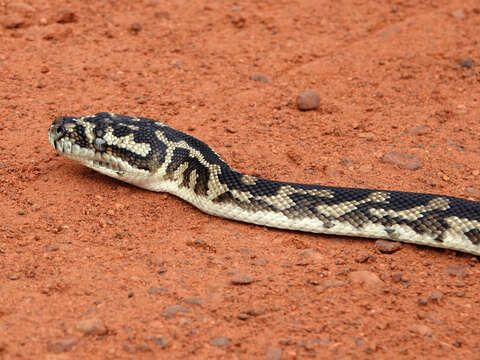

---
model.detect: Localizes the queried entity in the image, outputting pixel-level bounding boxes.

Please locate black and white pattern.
[48,113,480,255]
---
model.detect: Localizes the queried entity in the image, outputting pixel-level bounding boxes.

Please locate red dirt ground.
[1,1,479,359]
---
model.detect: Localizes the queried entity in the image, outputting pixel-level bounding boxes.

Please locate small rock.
[410,324,433,337]
[153,337,169,348]
[429,292,443,304]
[130,22,142,34]
[47,338,78,353]
[184,297,204,305]
[231,273,253,285]
[392,272,406,283]
[460,58,473,69]
[355,253,376,263]
[161,305,189,318]
[375,240,402,254]
[237,313,249,320]
[246,309,265,317]
[450,8,466,19]
[417,297,429,306]
[250,73,270,83]
[348,270,383,288]
[296,89,319,111]
[56,9,77,24]
[210,336,230,347]
[75,318,107,336]
[381,152,422,170]
[231,16,246,28]
[147,287,168,295]
[266,348,282,360]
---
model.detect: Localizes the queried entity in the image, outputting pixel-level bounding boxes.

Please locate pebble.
[429,291,443,304]
[296,90,319,111]
[47,338,78,353]
[161,305,189,318]
[450,8,466,19]
[348,270,383,288]
[250,73,270,83]
[266,348,282,360]
[154,337,169,348]
[130,22,142,34]
[375,240,402,254]
[210,336,230,347]
[184,297,204,305]
[381,152,422,170]
[410,324,433,337]
[7,2,36,14]
[460,58,473,69]
[147,287,169,295]
[355,253,376,263]
[75,318,107,336]
[320,280,345,290]
[392,272,408,283]
[230,273,254,285]
[237,313,249,320]
[56,9,77,24]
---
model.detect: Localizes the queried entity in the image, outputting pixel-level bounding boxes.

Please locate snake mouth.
[50,137,126,173]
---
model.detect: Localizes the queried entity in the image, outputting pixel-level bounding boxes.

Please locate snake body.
[48,113,480,255]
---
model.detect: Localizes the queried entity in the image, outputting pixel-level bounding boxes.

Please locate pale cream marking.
[231,189,253,203]
[444,217,480,233]
[316,191,389,217]
[369,197,450,221]
[172,162,189,184]
[257,185,297,210]
[76,118,96,142]
[103,128,151,157]
[189,169,198,190]
[241,175,257,185]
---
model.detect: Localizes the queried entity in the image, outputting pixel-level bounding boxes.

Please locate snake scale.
[48,112,480,255]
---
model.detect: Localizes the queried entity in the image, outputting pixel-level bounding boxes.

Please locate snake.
[48,112,480,255]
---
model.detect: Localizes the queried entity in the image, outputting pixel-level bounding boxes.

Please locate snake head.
[48,112,168,188]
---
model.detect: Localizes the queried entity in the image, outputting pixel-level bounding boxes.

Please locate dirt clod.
[230,273,254,285]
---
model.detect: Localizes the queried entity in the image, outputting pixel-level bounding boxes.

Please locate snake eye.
[55,126,64,136]
[93,138,107,152]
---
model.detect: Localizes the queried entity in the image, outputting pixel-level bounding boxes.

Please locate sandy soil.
[0,0,479,359]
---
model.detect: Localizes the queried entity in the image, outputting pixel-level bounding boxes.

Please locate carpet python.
[48,112,480,255]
